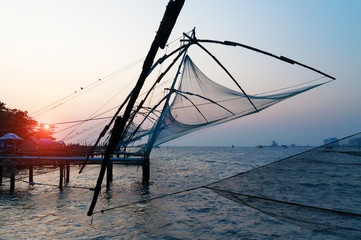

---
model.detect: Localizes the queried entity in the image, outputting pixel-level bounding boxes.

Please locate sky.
[1,0,361,146]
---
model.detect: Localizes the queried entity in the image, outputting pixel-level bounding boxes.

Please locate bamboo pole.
[143,31,194,184]
[87,0,185,216]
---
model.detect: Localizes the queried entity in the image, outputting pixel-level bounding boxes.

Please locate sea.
[0,146,349,239]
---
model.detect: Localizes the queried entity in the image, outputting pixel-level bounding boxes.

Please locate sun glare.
[43,123,50,130]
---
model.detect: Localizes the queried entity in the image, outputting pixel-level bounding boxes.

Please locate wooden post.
[10,165,15,193]
[66,164,70,183]
[59,165,64,189]
[87,0,185,216]
[0,166,3,186]
[29,165,34,185]
[142,157,150,185]
[106,161,113,190]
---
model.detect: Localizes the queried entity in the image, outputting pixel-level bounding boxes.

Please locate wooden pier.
[0,155,143,192]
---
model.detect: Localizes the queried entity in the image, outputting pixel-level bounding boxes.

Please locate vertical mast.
[141,31,194,185]
[87,0,185,217]
[144,30,195,158]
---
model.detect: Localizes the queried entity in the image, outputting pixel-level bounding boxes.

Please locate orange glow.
[43,123,50,130]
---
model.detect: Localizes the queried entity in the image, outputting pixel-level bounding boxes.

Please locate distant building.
[349,138,361,147]
[323,137,339,147]
[271,140,278,147]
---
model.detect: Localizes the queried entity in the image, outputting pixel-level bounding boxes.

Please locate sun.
[43,123,50,130]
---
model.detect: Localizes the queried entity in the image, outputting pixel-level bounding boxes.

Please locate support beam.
[59,165,64,189]
[0,166,3,186]
[87,0,185,216]
[29,165,34,185]
[142,157,150,185]
[106,162,113,190]
[66,164,70,183]
[10,165,15,193]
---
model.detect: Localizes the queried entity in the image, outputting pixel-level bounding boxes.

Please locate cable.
[29,32,190,119]
[52,117,113,126]
[255,77,330,96]
[92,184,205,215]
[204,187,361,218]
[30,57,144,118]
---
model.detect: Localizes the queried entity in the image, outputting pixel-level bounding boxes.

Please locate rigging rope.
[30,57,144,118]
[30,32,189,119]
[89,182,361,220]
[255,76,330,96]
[92,184,205,215]
[59,75,138,142]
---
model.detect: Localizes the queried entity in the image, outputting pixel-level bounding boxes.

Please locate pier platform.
[0,155,144,192]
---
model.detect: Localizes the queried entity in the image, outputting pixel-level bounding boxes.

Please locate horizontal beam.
[0,156,143,166]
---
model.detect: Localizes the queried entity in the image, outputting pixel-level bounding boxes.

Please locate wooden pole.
[0,166,3,186]
[106,161,113,190]
[29,165,34,185]
[66,164,70,183]
[142,157,150,185]
[142,31,194,184]
[87,0,185,216]
[59,165,64,189]
[10,165,15,193]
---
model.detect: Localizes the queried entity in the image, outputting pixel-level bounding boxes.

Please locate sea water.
[0,147,345,239]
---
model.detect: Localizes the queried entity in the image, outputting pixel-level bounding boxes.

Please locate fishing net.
[137,55,327,152]
[206,133,361,239]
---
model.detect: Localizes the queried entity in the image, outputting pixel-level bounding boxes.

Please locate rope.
[254,77,330,96]
[20,180,94,190]
[91,183,361,219]
[61,120,107,142]
[29,32,189,119]
[29,32,188,119]
[30,57,144,118]
[204,187,361,218]
[53,116,113,126]
[89,179,361,222]
[59,75,138,142]
[92,184,205,215]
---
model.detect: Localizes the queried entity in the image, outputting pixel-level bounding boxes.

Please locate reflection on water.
[0,147,343,239]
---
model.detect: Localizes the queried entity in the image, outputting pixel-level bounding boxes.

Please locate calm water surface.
[0,147,344,239]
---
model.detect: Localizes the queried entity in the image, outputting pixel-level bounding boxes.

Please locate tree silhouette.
[0,101,43,139]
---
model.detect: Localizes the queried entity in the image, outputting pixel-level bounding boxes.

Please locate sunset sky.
[1,0,360,146]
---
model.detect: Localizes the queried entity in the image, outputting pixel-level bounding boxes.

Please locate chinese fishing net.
[128,55,329,153]
[206,133,361,239]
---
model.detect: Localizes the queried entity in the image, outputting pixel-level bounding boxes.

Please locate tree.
[0,101,40,138]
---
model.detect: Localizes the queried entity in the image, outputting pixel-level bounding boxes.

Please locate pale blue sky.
[1,1,360,146]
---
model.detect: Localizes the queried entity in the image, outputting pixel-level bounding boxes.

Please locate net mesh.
[137,55,326,152]
[206,133,361,239]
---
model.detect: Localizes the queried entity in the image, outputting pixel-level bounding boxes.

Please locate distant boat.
[257,145,264,148]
